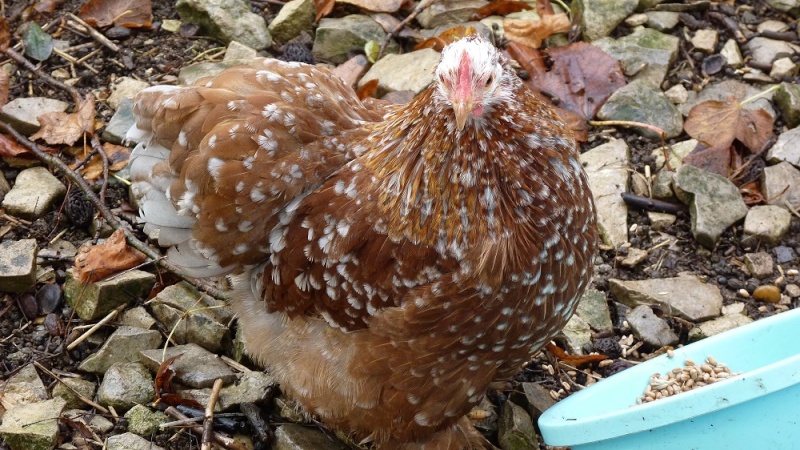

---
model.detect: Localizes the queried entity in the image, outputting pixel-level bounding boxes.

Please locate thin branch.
[378,0,436,59]
[201,379,224,450]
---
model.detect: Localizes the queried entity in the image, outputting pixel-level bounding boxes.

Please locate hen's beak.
[452,98,473,131]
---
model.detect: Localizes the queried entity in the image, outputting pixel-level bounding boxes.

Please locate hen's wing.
[128,59,385,276]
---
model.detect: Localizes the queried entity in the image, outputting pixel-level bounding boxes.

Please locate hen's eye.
[485,76,493,86]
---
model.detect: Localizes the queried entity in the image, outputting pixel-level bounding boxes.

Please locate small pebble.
[753,285,781,303]
[787,269,798,276]
[738,288,750,298]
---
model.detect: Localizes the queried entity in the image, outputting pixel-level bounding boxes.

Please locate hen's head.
[434,35,513,131]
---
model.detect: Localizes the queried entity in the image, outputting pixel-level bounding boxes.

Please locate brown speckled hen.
[128,35,597,449]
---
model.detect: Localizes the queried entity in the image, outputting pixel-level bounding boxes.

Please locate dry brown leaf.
[22,0,68,21]
[0,71,9,108]
[73,229,147,283]
[72,142,131,180]
[31,94,95,145]
[682,142,732,177]
[315,0,335,21]
[503,14,570,49]
[0,17,10,51]
[337,0,404,13]
[684,99,774,152]
[414,25,476,52]
[357,79,379,100]
[546,342,608,369]
[470,1,532,20]
[79,0,152,28]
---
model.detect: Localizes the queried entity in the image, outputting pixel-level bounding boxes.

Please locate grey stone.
[575,289,613,331]
[0,239,37,293]
[107,77,149,111]
[0,364,48,409]
[644,11,680,31]
[268,0,316,44]
[416,0,489,29]
[744,252,775,279]
[313,15,397,64]
[775,246,797,264]
[626,304,679,347]
[762,161,800,209]
[746,37,797,66]
[574,0,638,41]
[720,39,744,68]
[139,343,237,388]
[598,80,683,139]
[498,401,538,450]
[0,97,69,135]
[177,0,272,50]
[624,13,648,27]
[117,306,158,329]
[653,139,699,171]
[679,80,776,118]
[2,167,67,220]
[593,27,679,86]
[96,362,155,412]
[0,171,9,201]
[579,138,629,247]
[64,268,156,320]
[765,0,800,13]
[652,170,676,200]
[744,205,792,245]
[775,82,800,128]
[52,377,96,409]
[148,281,231,352]
[177,61,240,86]
[0,398,66,450]
[767,127,800,168]
[102,98,135,144]
[648,211,677,230]
[515,382,556,423]
[691,29,718,53]
[124,404,169,435]
[181,371,276,410]
[664,84,689,104]
[609,274,723,322]
[63,408,114,434]
[786,284,800,298]
[673,164,748,249]
[107,432,166,450]
[272,423,350,450]
[358,49,440,96]
[620,247,649,268]
[688,313,752,342]
[558,313,592,355]
[78,326,163,374]
[770,57,797,79]
[222,41,257,63]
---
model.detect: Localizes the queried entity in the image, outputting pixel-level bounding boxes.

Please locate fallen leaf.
[357,79,379,100]
[470,1,532,20]
[414,25,477,52]
[504,14,571,49]
[21,0,67,21]
[508,41,625,123]
[684,99,774,152]
[337,0,404,13]
[740,181,765,205]
[546,342,608,369]
[155,353,204,408]
[79,0,153,28]
[73,229,147,283]
[682,142,732,177]
[22,22,53,61]
[31,94,95,146]
[0,18,9,51]
[72,142,131,180]
[315,0,335,21]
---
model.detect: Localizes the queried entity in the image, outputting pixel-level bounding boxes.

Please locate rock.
[515,382,556,423]
[558,313,592,355]
[786,284,800,298]
[498,401,538,450]
[765,0,800,13]
[471,396,498,434]
[651,170,676,200]
[762,161,800,209]
[598,80,683,139]
[573,0,638,41]
[2,167,67,220]
[691,29,718,53]
[652,139,698,172]
[330,54,370,88]
[272,423,350,450]
[52,377,96,409]
[744,252,774,279]
[0,398,66,450]
[161,19,181,33]
[673,164,748,249]
[107,77,150,111]
[774,82,800,128]
[593,27,679,86]
[181,371,276,410]
[580,138,629,247]
[177,61,241,86]
[609,274,723,321]
[96,362,155,412]
[0,239,38,293]
[767,126,800,167]
[753,285,781,303]
[644,11,680,31]
[101,98,135,144]
[770,57,796,79]
[0,364,48,410]
[0,171,9,200]
[222,41,257,62]
[774,246,797,264]
[0,97,69,135]
[140,344,238,388]
[720,39,744,68]
[78,326,163,374]
[648,211,677,230]
[416,0,489,29]
[679,80,775,118]
[63,409,114,434]
[721,302,745,316]
[664,84,689,104]
[148,281,231,352]
[124,404,169,435]
[619,247,649,268]
[176,0,272,50]
[575,289,613,331]
[745,37,797,67]
[268,0,316,44]
[626,305,679,347]
[358,49,440,95]
[743,205,792,245]
[625,13,648,27]
[688,313,752,342]
[117,306,158,330]
[64,268,156,320]
[106,432,166,450]
[313,15,397,64]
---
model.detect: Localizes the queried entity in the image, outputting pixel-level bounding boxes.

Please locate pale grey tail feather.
[167,241,234,278]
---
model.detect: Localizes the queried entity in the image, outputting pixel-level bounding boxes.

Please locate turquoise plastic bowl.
[539,307,800,449]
